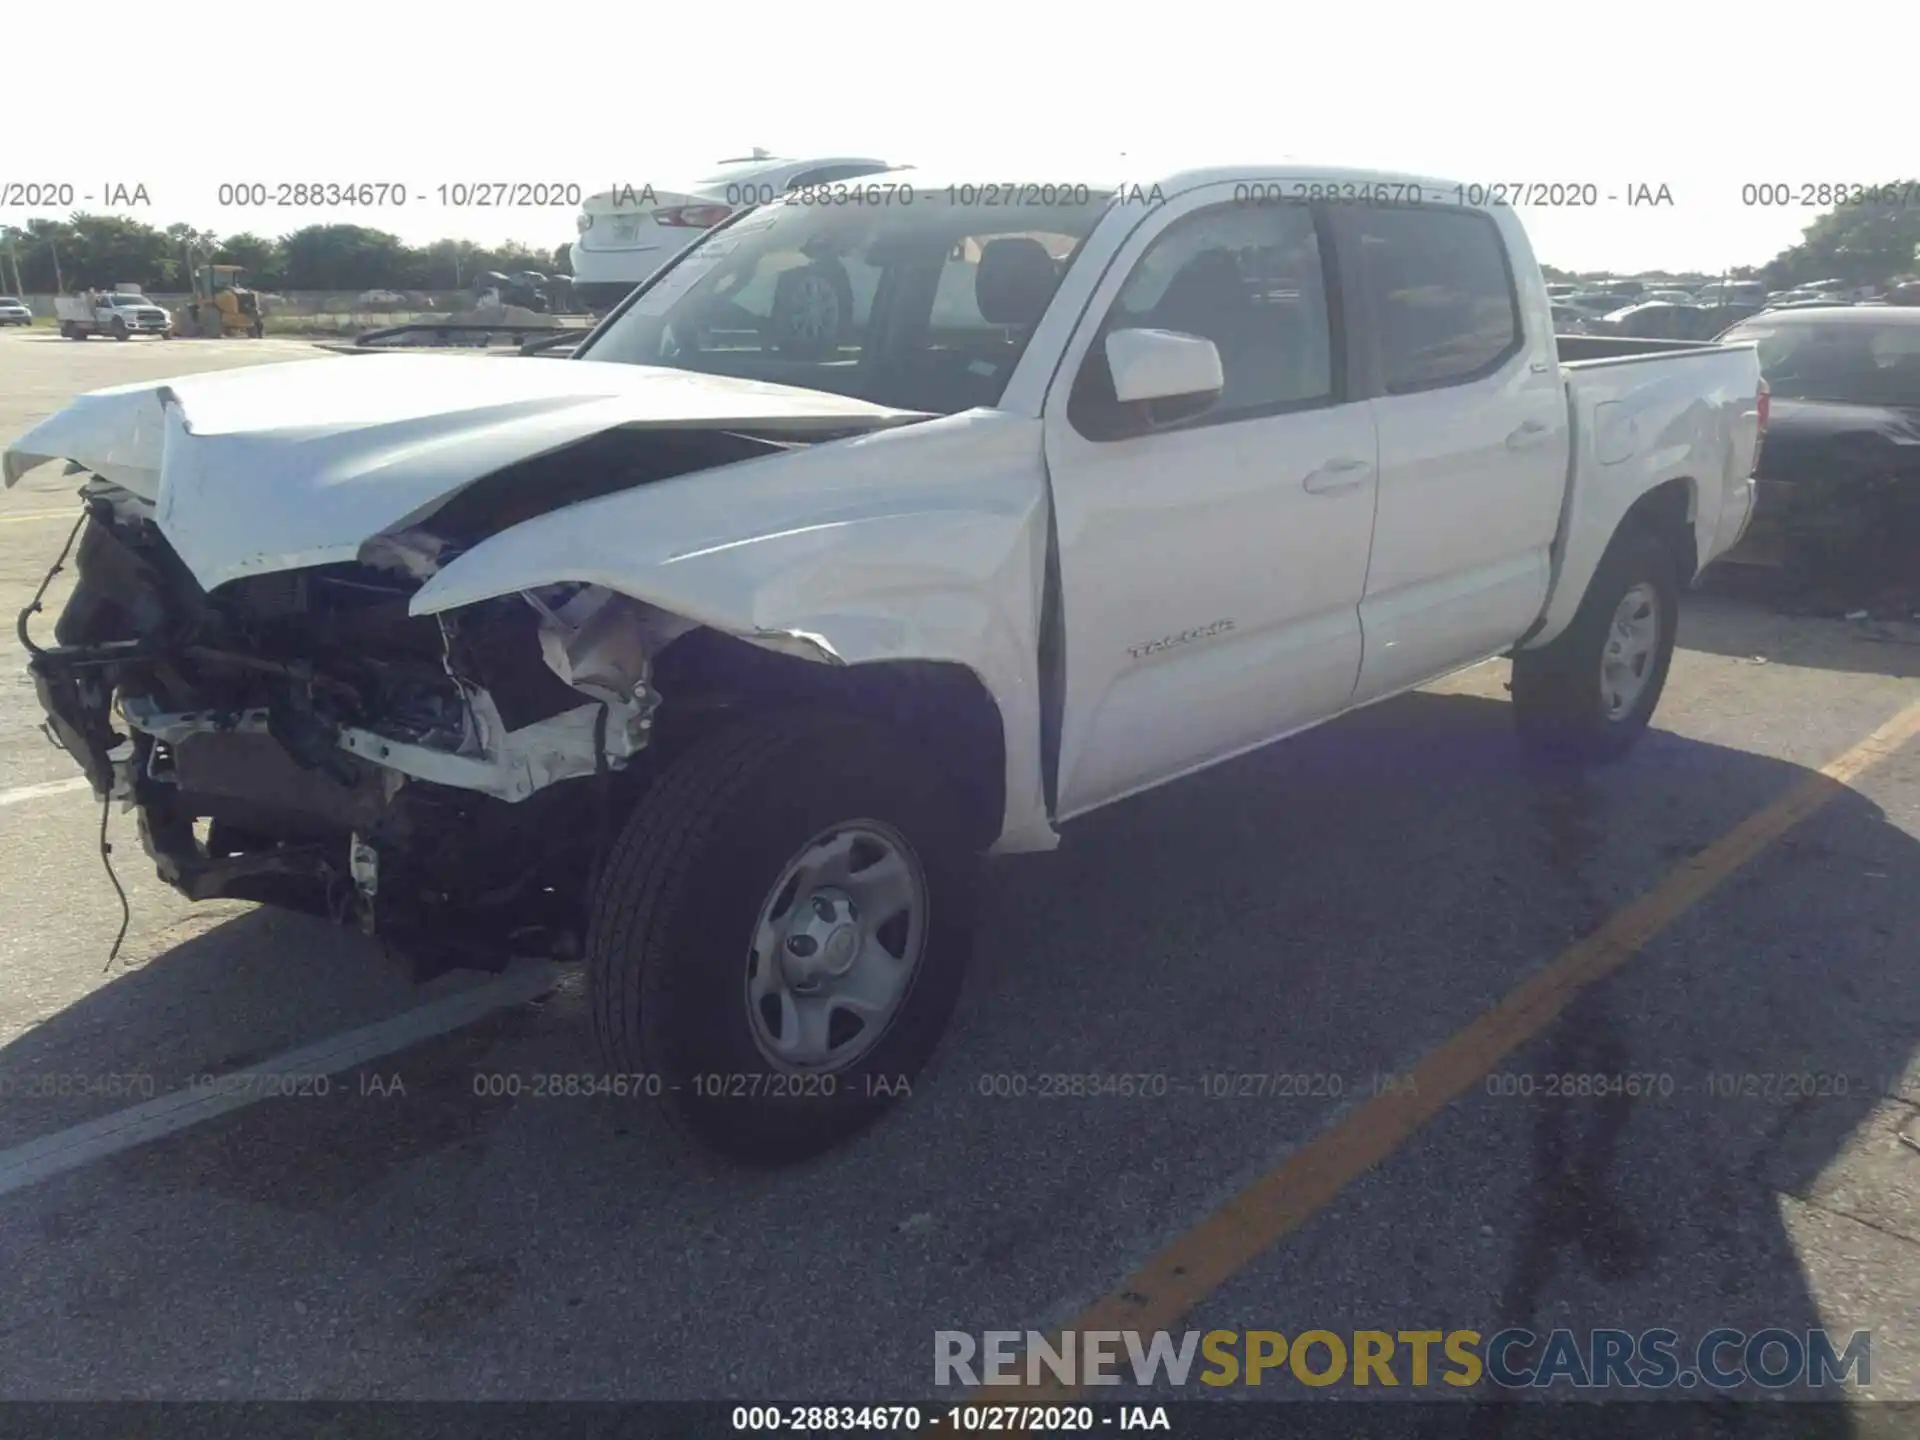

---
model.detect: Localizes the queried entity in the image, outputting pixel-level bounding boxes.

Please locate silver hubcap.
[784,275,840,340]
[1602,582,1661,720]
[745,823,927,1071]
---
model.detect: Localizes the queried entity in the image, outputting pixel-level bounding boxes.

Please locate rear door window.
[1341,206,1522,393]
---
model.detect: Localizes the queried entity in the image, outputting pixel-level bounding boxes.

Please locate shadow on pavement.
[0,688,1914,1417]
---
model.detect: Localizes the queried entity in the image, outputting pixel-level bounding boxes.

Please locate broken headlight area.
[23,490,672,976]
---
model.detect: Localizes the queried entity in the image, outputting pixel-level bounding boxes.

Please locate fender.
[1525,348,1759,649]
[408,409,1062,855]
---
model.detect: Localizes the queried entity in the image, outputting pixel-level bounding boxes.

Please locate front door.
[1041,186,1380,819]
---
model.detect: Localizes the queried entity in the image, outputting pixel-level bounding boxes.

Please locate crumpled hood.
[3,352,924,591]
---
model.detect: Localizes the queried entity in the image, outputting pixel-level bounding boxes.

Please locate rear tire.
[1511,526,1680,763]
[587,709,977,1164]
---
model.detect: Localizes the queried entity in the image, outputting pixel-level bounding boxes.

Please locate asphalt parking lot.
[1,324,1918,1417]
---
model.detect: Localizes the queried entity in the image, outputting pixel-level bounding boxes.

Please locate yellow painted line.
[988,695,1920,1403]
[0,509,77,525]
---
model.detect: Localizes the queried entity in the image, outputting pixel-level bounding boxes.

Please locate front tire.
[1511,526,1680,763]
[587,709,977,1164]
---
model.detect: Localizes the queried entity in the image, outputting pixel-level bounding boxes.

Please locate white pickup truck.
[6,165,1765,1163]
[54,289,173,340]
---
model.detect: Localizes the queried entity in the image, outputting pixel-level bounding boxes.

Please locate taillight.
[1751,377,1769,476]
[655,204,734,229]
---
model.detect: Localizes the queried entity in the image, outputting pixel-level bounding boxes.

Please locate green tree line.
[3,186,1915,296]
[0,216,573,293]
[1757,186,1920,287]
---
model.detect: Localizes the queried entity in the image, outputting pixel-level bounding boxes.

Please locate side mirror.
[1104,328,1224,428]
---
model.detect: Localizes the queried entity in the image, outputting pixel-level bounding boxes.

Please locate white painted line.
[0,776,93,807]
[0,509,77,525]
[0,960,564,1200]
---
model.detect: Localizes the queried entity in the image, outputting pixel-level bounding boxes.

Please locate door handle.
[1303,457,1371,494]
[1505,419,1552,450]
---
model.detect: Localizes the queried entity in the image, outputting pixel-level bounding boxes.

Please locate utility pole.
[47,232,65,294]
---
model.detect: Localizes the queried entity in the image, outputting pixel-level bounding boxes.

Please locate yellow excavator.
[177,263,265,338]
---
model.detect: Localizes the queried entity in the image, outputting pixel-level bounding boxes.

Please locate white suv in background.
[569,152,898,312]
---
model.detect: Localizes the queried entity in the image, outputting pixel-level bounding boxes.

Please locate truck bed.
[1556,333,1728,365]
[1525,332,1763,650]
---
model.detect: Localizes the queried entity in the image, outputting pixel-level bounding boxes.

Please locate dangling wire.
[13,505,127,969]
[98,793,131,972]
[16,508,87,658]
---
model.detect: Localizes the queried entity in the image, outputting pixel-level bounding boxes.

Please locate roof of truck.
[862,162,1466,206]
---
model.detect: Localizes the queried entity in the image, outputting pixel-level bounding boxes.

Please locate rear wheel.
[587,709,977,1164]
[1511,526,1679,763]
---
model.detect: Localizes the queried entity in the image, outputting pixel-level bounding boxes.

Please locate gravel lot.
[1,326,1918,1418]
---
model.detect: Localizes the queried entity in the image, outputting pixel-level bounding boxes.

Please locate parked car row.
[1546,272,1920,342]
[1548,287,1764,340]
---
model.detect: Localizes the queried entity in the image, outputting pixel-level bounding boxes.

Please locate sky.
[2,0,1907,275]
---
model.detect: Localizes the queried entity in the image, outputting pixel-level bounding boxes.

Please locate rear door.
[1041,185,1379,818]
[1325,201,1567,705]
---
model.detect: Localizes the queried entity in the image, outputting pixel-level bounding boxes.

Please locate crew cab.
[5,165,1766,1164]
[54,290,172,340]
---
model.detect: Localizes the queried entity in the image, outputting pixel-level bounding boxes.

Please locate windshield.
[108,295,148,306]
[580,192,1110,414]
[0,297,21,306]
[1721,319,1920,407]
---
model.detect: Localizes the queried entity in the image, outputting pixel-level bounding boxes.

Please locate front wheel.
[587,709,977,1164]
[1511,526,1680,763]
[111,319,128,341]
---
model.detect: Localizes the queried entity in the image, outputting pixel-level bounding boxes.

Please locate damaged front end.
[23,476,687,977]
